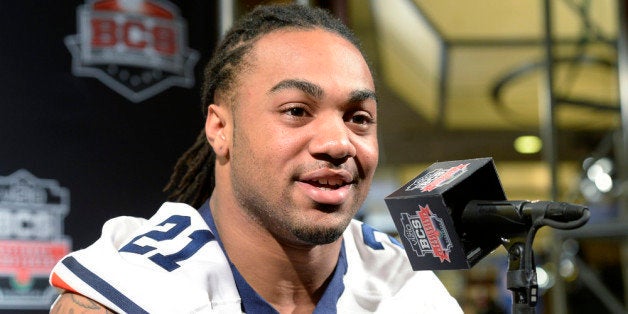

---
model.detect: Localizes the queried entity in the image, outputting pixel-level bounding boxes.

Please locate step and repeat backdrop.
[0,1,218,312]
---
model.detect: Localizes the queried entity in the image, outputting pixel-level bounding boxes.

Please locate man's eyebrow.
[349,89,377,104]
[269,79,324,99]
[269,79,377,104]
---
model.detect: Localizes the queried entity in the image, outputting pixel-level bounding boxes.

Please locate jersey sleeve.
[49,202,243,313]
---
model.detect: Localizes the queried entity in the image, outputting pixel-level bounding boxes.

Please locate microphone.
[384,157,589,271]
[462,200,589,236]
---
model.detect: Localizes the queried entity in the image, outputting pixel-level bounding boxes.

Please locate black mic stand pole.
[503,236,538,314]
[500,209,590,314]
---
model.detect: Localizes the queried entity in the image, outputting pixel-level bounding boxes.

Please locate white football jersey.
[50,202,461,313]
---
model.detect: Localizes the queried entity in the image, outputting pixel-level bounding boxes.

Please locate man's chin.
[292,226,345,245]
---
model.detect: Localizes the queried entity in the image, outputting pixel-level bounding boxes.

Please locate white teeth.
[316,178,343,187]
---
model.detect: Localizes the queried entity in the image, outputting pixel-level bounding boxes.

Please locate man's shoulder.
[49,202,241,313]
[342,219,414,280]
[339,220,462,313]
[342,219,447,291]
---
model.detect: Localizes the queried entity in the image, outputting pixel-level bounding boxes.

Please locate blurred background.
[0,0,626,313]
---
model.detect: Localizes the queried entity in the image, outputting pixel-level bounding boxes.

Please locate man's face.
[226,28,378,245]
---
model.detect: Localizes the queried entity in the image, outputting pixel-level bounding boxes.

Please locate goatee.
[291,225,346,245]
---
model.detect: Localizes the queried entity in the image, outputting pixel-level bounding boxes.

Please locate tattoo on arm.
[70,293,102,309]
[51,292,116,313]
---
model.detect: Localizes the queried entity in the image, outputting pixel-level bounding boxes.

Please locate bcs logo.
[405,163,469,192]
[65,0,199,102]
[400,205,452,263]
[0,170,71,309]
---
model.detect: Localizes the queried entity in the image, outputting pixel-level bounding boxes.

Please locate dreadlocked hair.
[164,3,366,208]
[164,130,216,208]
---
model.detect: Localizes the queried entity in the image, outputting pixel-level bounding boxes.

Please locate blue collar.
[198,202,347,314]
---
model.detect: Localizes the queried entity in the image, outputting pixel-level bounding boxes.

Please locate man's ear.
[205,104,230,158]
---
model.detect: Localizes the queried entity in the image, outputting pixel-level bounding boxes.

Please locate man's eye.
[349,114,374,125]
[286,107,307,117]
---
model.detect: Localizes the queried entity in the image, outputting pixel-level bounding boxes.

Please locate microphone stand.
[502,210,590,314]
[503,236,538,314]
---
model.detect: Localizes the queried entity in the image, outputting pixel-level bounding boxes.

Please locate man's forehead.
[241,28,375,97]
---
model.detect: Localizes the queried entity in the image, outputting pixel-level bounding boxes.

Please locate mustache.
[294,161,362,181]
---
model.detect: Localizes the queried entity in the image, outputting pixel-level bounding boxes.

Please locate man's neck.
[209,196,342,312]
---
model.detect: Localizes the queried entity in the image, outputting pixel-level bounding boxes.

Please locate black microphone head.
[385,157,506,271]
[542,201,588,222]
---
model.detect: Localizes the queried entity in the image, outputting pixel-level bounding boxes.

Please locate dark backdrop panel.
[0,1,219,312]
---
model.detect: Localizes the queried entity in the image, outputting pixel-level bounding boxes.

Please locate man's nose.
[308,117,357,160]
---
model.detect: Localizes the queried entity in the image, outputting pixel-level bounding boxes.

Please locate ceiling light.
[514,135,542,154]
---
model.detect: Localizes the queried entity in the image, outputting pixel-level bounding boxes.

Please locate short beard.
[290,224,346,245]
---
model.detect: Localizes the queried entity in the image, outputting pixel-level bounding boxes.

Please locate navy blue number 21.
[119,215,214,271]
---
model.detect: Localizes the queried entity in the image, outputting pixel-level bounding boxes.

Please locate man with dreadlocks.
[49,3,461,313]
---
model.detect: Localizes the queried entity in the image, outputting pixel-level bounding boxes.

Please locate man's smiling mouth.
[305,178,348,190]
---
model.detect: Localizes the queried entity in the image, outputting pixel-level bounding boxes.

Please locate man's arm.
[50,292,116,313]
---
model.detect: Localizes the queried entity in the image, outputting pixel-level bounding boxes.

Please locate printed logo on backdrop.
[0,170,71,309]
[405,163,470,192]
[400,205,452,263]
[65,0,200,103]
